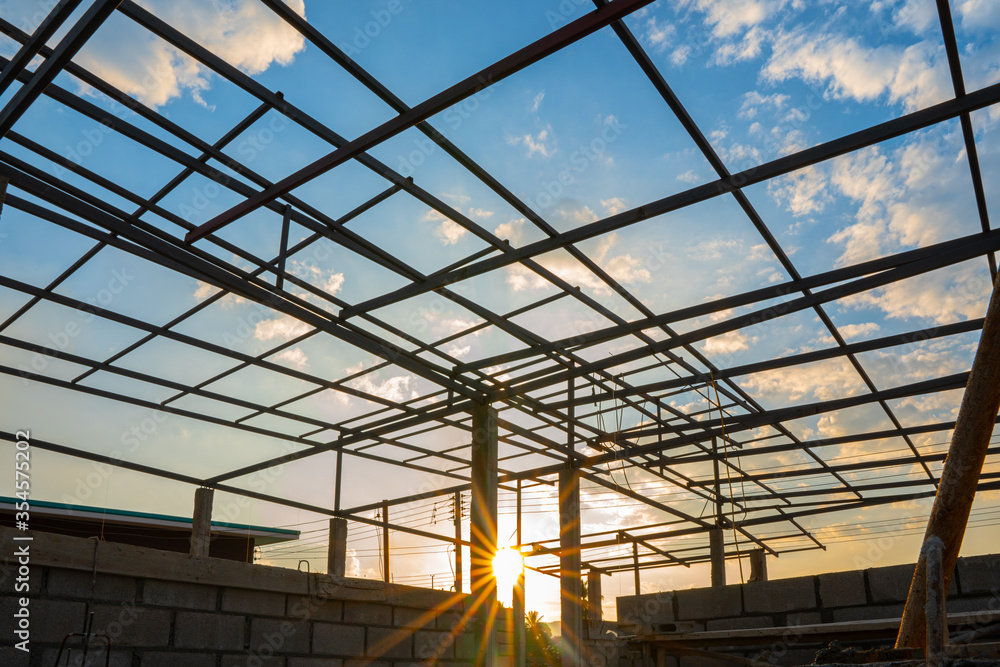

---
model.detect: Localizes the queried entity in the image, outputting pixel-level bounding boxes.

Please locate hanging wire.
[711,371,745,584]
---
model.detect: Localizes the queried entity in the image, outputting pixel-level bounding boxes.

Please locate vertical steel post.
[454,490,463,594]
[516,478,522,547]
[276,204,291,290]
[334,448,343,512]
[633,541,641,595]
[382,499,389,585]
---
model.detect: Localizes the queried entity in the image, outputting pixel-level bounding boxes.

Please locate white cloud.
[445,344,471,358]
[467,207,494,219]
[273,346,308,370]
[738,91,789,119]
[504,233,651,294]
[865,336,975,388]
[426,206,491,246]
[955,0,1000,29]
[678,0,771,38]
[504,264,550,292]
[768,166,833,217]
[676,169,701,184]
[73,0,306,108]
[644,17,676,52]
[703,330,754,355]
[424,209,467,245]
[254,314,310,342]
[843,263,993,325]
[507,126,554,158]
[435,219,467,245]
[674,0,781,65]
[712,25,766,65]
[892,0,938,34]
[764,29,949,112]
[741,358,866,402]
[821,122,982,277]
[193,281,218,301]
[494,218,527,244]
[685,237,740,261]
[671,45,692,66]
[839,322,880,340]
[601,198,627,215]
[530,91,545,112]
[290,261,345,296]
[348,373,419,403]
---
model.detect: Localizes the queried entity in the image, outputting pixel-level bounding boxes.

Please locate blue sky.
[1,0,1000,622]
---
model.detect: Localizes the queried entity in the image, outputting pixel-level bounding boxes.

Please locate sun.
[492,547,524,607]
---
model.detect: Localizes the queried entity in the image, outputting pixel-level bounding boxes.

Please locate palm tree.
[525,611,560,665]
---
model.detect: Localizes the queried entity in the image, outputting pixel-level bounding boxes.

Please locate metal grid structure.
[1,0,1000,593]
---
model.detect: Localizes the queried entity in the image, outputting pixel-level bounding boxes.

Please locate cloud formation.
[73,0,306,108]
[503,232,652,294]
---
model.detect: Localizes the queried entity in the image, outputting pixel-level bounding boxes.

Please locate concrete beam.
[190,487,213,557]
[327,517,347,577]
[470,403,498,666]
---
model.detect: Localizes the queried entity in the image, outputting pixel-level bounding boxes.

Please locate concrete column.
[587,569,603,631]
[513,571,526,667]
[327,517,347,577]
[190,487,213,557]
[898,271,1000,649]
[709,527,726,587]
[470,403,498,666]
[748,548,767,582]
[560,466,582,666]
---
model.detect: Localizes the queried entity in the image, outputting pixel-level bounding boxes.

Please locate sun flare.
[492,547,524,607]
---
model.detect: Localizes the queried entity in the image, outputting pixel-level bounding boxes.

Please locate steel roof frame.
[0,0,997,577]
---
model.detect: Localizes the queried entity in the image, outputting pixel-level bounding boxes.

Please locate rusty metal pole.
[896,272,1000,648]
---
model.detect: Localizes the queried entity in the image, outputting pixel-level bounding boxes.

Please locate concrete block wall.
[0,528,474,666]
[617,551,1000,667]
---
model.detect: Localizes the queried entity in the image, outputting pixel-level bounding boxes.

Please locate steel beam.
[339,81,1000,316]
[0,0,84,96]
[0,0,120,137]
[186,0,656,241]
